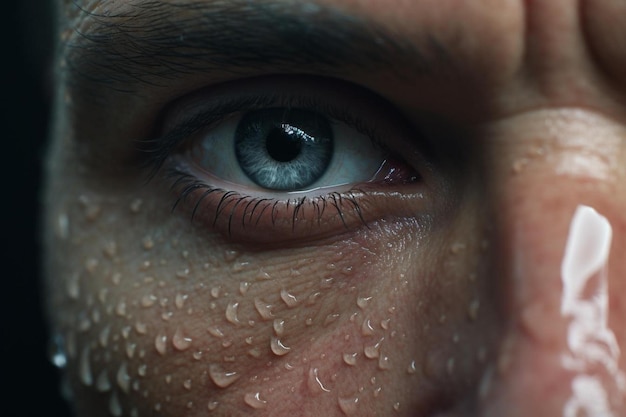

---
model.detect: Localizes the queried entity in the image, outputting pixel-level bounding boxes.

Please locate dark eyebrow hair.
[61,0,451,94]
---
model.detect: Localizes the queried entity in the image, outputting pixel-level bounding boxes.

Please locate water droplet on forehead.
[175,293,188,309]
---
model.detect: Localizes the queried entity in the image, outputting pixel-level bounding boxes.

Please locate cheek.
[45,189,490,417]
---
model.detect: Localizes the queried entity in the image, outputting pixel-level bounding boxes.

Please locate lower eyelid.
[164,164,431,244]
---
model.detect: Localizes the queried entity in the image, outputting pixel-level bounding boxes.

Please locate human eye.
[143,76,433,242]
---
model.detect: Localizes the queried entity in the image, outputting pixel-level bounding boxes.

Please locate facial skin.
[42,0,626,416]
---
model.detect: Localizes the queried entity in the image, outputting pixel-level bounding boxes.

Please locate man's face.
[43,0,626,416]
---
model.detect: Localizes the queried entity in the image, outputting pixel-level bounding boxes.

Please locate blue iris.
[234,109,334,191]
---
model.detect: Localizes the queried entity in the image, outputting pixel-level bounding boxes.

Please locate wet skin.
[43,0,626,416]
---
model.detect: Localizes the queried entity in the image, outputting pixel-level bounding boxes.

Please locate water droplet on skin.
[138,364,147,377]
[273,319,285,336]
[172,327,193,351]
[209,364,240,388]
[373,386,382,397]
[307,291,322,306]
[175,293,188,309]
[308,367,331,394]
[343,352,358,366]
[126,342,137,359]
[338,395,359,415]
[280,288,299,307]
[183,379,192,390]
[142,235,154,250]
[77,313,91,332]
[208,400,219,411]
[324,313,340,326]
[165,375,172,384]
[468,298,480,321]
[254,298,274,320]
[361,318,375,336]
[364,338,384,359]
[320,277,334,289]
[134,321,147,335]
[154,403,162,411]
[357,296,372,309]
[117,362,131,393]
[393,402,401,412]
[96,370,112,392]
[161,311,173,321]
[79,346,93,386]
[193,351,203,360]
[225,301,241,325]
[378,355,392,370]
[155,332,167,355]
[407,360,417,374]
[244,392,267,409]
[239,281,251,295]
[48,334,67,369]
[270,337,291,356]
[109,391,122,417]
[207,324,225,338]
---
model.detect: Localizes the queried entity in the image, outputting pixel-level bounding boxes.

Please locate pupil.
[265,127,303,162]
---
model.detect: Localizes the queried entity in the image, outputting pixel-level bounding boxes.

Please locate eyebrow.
[62,0,452,93]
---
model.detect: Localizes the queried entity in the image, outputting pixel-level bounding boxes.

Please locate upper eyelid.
[139,76,414,179]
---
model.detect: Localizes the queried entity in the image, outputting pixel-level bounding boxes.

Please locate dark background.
[7,2,73,416]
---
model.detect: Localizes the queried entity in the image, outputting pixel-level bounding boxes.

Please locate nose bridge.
[475,108,626,416]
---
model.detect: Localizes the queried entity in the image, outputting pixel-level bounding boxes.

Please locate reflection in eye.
[192,108,391,192]
[144,77,428,242]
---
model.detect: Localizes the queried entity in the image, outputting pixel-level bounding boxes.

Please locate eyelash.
[165,168,369,237]
[140,78,423,241]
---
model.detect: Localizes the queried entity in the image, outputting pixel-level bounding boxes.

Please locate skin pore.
[43,1,626,416]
